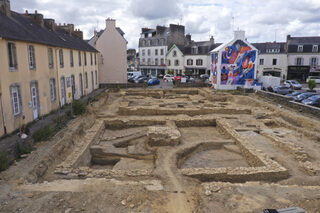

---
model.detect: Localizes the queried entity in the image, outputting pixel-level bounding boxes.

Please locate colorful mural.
[220,40,256,85]
[211,53,218,84]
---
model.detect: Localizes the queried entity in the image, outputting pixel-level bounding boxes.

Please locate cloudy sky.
[11,0,320,49]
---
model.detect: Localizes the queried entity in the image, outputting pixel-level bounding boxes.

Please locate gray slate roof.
[287,36,320,53]
[184,40,222,55]
[252,42,286,54]
[0,11,97,52]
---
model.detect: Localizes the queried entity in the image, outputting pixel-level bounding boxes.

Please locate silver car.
[274,85,292,95]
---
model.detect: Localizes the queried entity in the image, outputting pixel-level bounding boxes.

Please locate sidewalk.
[0,88,106,161]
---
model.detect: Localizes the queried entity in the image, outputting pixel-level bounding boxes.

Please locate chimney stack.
[186,34,191,45]
[73,29,83,40]
[106,18,116,30]
[25,11,44,28]
[210,36,214,44]
[44,18,55,31]
[0,0,11,17]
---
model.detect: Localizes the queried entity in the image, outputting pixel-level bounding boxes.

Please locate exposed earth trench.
[0,88,320,213]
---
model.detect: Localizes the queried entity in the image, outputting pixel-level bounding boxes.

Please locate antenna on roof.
[232,16,235,31]
[275,29,277,42]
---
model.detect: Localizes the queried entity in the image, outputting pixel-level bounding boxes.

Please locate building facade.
[253,42,287,80]
[166,44,185,75]
[139,24,185,77]
[210,31,258,90]
[88,19,127,84]
[286,35,320,81]
[0,1,98,137]
[184,35,220,76]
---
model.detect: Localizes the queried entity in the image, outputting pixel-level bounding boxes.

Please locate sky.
[11,0,320,49]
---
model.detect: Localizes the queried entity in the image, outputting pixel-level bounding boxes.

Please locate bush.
[72,100,86,116]
[17,142,33,157]
[33,125,54,142]
[0,150,9,172]
[308,80,317,91]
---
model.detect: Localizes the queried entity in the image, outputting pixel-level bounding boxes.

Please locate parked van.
[127,71,142,79]
[307,76,320,84]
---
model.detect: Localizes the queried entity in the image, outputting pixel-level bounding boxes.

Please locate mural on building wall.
[221,40,256,85]
[211,53,218,84]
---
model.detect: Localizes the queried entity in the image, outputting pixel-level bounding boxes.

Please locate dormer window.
[173,50,177,57]
[312,45,318,53]
[192,47,198,54]
[298,45,303,52]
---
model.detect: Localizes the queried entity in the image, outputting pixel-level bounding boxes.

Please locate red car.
[174,76,182,81]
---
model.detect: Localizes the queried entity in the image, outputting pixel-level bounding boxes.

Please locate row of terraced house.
[0,0,127,137]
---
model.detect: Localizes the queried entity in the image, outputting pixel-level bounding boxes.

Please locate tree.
[308,79,317,91]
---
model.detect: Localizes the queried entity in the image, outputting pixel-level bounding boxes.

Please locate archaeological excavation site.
[1,88,320,213]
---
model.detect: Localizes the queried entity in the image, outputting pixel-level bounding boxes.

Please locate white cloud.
[10,0,320,49]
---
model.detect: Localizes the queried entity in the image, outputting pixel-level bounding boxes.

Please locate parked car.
[285,80,302,90]
[174,75,182,81]
[163,74,174,82]
[286,91,302,99]
[200,74,210,79]
[273,85,291,95]
[306,76,320,84]
[134,75,148,83]
[302,95,320,107]
[293,92,318,102]
[148,78,160,86]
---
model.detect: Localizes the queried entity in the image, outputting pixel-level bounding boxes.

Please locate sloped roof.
[252,42,286,54]
[185,40,222,55]
[0,11,97,52]
[288,36,320,45]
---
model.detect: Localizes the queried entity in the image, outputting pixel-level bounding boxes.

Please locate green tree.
[308,80,317,91]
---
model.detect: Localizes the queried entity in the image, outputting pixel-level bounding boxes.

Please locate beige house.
[0,1,98,137]
[88,19,127,84]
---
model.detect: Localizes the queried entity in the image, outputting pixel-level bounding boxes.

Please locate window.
[160,39,165,46]
[85,72,88,88]
[167,59,171,66]
[48,48,54,69]
[10,85,21,116]
[259,58,264,65]
[196,59,203,66]
[70,50,74,67]
[59,49,64,68]
[147,49,151,56]
[312,45,318,53]
[94,54,97,65]
[8,42,18,70]
[296,57,303,66]
[160,49,164,55]
[187,59,193,66]
[298,45,303,52]
[173,51,177,57]
[78,51,82,66]
[175,60,179,66]
[142,40,146,47]
[28,45,36,69]
[142,49,145,56]
[84,52,87,66]
[147,58,151,65]
[272,59,277,66]
[311,57,318,66]
[49,78,56,102]
[155,49,158,55]
[155,58,158,65]
[147,40,151,46]
[160,58,164,65]
[192,47,198,54]
[95,70,98,85]
[90,53,93,65]
[142,59,145,64]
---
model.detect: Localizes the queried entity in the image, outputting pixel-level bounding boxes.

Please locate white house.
[210,30,258,90]
[166,44,185,75]
[88,18,127,84]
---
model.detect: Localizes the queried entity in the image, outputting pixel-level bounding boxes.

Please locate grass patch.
[0,150,9,172]
[72,100,86,116]
[33,126,55,143]
[16,142,34,158]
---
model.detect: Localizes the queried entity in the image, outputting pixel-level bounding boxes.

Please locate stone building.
[184,34,220,76]
[0,0,98,137]
[252,42,287,80]
[88,19,127,84]
[286,35,320,81]
[139,24,185,77]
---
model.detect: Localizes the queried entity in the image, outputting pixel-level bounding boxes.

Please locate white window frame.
[11,86,21,116]
[59,49,64,68]
[187,59,193,66]
[196,59,203,66]
[8,42,18,71]
[311,57,318,66]
[70,50,74,67]
[48,48,54,69]
[296,57,303,66]
[298,45,303,52]
[175,59,179,66]
[28,45,36,70]
[259,58,264,65]
[50,78,56,102]
[312,45,318,53]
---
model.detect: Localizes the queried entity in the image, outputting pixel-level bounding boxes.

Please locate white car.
[307,76,320,84]
[163,74,174,82]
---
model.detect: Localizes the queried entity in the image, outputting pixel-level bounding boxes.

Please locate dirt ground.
[0,88,320,213]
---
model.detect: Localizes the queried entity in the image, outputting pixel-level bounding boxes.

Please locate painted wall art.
[221,40,256,85]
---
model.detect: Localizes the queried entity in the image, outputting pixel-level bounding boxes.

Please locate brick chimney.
[106,18,116,30]
[73,29,83,40]
[25,10,44,28]
[0,0,11,17]
[44,18,55,31]
[58,23,74,35]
